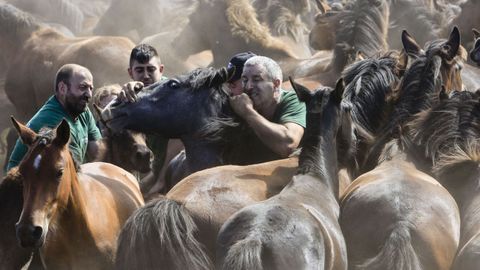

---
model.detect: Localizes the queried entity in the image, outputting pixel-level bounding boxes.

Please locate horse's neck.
[298,125,339,198]
[55,160,93,240]
[182,138,223,174]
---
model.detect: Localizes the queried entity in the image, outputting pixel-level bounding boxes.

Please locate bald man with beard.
[7,64,105,171]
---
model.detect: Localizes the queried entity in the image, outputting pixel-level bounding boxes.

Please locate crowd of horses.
[1,0,480,269]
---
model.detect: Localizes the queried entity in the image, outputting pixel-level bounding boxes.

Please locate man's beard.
[65,94,89,117]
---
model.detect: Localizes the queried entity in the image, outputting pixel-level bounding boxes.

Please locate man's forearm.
[243,110,300,157]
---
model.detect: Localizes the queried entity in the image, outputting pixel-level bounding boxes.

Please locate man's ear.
[159,64,164,74]
[57,81,68,96]
[127,68,133,80]
[273,78,281,89]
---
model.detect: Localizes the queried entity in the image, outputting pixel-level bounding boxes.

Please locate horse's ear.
[472,28,480,39]
[439,85,448,101]
[289,77,312,103]
[53,119,70,147]
[11,116,36,146]
[355,51,365,61]
[315,0,331,14]
[402,30,422,57]
[333,78,345,104]
[210,67,230,87]
[444,26,460,60]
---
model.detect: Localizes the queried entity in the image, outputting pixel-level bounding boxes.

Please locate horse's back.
[340,160,460,269]
[166,157,298,257]
[80,162,144,224]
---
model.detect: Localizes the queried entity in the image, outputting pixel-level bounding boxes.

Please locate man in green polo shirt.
[7,64,104,171]
[228,55,306,163]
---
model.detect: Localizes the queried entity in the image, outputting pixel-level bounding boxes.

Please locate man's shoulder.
[27,96,68,131]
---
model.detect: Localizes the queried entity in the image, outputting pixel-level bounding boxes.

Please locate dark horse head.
[102,67,242,178]
[470,28,480,67]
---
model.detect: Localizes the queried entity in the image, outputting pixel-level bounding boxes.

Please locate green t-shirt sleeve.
[276,90,306,128]
[85,108,102,141]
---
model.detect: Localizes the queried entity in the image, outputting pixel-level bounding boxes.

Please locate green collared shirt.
[7,96,102,171]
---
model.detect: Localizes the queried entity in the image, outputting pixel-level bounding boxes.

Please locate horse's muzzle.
[15,223,45,248]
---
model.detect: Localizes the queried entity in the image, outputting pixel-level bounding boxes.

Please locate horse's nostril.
[32,226,43,240]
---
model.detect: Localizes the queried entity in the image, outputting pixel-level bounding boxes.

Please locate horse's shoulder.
[79,162,141,196]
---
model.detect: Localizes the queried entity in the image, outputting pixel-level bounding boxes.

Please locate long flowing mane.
[0,3,42,41]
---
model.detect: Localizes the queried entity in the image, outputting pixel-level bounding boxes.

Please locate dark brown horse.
[0,173,44,270]
[216,79,351,270]
[0,3,134,121]
[470,28,480,66]
[406,90,480,270]
[338,28,465,270]
[12,118,144,269]
[362,27,465,172]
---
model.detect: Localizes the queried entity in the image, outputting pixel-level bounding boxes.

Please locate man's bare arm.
[87,140,107,162]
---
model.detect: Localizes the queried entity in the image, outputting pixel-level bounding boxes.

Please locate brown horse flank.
[216,79,351,270]
[0,3,134,121]
[405,90,480,270]
[470,28,480,66]
[12,118,144,269]
[362,27,465,172]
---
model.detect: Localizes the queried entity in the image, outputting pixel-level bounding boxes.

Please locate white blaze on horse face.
[33,154,42,171]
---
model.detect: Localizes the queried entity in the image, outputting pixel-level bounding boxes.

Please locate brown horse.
[0,3,134,121]
[470,28,480,66]
[339,28,465,270]
[216,79,350,270]
[362,27,465,172]
[405,90,480,270]
[115,157,299,269]
[340,140,460,270]
[92,84,152,175]
[12,118,144,269]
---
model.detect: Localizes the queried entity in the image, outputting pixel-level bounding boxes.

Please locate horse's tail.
[221,238,263,270]
[356,222,422,270]
[115,197,212,270]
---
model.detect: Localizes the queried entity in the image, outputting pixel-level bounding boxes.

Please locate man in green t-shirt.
[7,64,104,171]
[119,44,184,194]
[228,55,306,162]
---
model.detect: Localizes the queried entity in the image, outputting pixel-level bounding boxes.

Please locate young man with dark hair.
[119,44,183,194]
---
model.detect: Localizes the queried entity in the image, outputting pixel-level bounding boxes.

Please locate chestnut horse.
[406,90,480,270]
[12,118,144,269]
[216,79,351,270]
[0,3,134,121]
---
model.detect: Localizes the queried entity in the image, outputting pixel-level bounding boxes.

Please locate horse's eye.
[55,169,63,179]
[167,80,180,88]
